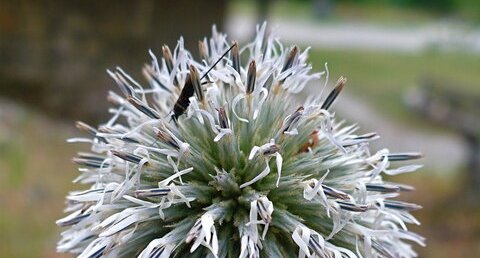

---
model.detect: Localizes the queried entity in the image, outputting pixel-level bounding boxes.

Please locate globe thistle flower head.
[58,23,424,258]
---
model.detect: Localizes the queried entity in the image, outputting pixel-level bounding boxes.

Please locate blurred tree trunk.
[465,134,480,198]
[0,0,226,123]
[407,79,480,198]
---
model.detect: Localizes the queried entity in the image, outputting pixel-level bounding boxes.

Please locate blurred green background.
[1,0,479,257]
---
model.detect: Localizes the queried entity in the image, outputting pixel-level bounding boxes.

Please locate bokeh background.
[1,0,479,257]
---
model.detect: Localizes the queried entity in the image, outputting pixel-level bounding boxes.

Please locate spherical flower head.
[58,23,424,258]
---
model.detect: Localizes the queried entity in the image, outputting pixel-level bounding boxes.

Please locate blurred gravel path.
[227,15,480,53]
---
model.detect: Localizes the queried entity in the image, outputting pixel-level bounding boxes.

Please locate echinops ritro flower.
[58,24,424,258]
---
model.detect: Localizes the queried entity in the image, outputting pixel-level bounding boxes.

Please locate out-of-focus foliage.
[289,0,480,20]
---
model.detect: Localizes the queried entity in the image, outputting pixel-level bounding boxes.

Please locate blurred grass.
[231,0,437,26]
[0,141,26,186]
[309,49,480,128]
[0,108,77,258]
[331,2,437,26]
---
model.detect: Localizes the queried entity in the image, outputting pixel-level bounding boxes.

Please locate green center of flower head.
[58,24,424,258]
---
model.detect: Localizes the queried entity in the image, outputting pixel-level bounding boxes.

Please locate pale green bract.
[58,23,424,258]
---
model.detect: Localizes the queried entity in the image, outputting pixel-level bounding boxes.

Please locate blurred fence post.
[0,0,226,122]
